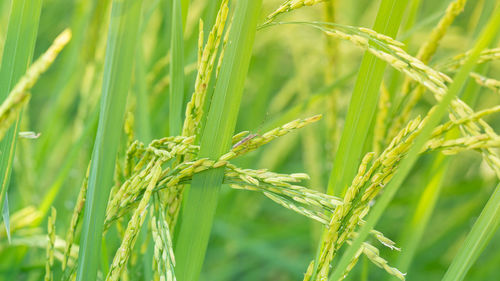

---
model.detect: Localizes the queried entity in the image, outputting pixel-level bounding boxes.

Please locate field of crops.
[0,0,500,280]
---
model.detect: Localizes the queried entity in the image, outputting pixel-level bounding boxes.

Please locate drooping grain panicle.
[106,96,498,281]
[105,162,162,281]
[151,214,164,280]
[225,163,342,225]
[423,106,500,155]
[306,21,500,179]
[336,243,363,281]
[109,156,340,228]
[310,23,451,97]
[105,115,326,229]
[182,0,229,137]
[44,207,57,281]
[105,161,158,229]
[305,232,403,280]
[389,0,467,143]
[0,29,72,140]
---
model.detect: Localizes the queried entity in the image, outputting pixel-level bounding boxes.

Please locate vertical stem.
[0,0,43,227]
[75,0,142,280]
[174,1,262,280]
[327,0,409,196]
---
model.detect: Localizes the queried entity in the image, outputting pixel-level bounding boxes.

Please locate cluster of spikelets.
[4,0,500,281]
[264,0,326,24]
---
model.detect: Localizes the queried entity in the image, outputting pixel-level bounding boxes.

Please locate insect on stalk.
[232,133,258,149]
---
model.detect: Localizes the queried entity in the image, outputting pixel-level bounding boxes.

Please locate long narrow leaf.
[327,0,409,196]
[75,0,143,280]
[34,0,96,168]
[0,0,42,227]
[174,1,262,280]
[441,183,500,281]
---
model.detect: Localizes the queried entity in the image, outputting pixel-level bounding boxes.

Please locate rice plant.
[1,0,500,280]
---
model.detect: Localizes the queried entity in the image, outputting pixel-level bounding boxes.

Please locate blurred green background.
[0,0,499,280]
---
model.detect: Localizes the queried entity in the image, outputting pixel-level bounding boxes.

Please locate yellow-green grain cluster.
[0,29,71,139]
[265,0,326,24]
[307,117,423,280]
[106,162,162,281]
[182,0,229,137]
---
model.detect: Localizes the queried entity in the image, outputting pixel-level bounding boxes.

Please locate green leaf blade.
[0,0,43,228]
[441,183,500,281]
[174,1,262,280]
[327,0,409,196]
[75,0,143,280]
